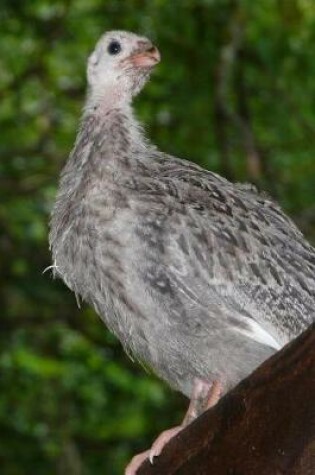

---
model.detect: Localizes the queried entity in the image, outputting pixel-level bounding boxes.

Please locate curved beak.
[129,44,161,68]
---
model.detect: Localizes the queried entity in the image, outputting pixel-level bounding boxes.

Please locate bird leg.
[183,378,222,424]
[125,378,222,475]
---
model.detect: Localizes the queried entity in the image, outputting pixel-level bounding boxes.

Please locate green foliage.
[0,1,314,473]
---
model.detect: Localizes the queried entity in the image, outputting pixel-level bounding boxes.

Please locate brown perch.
[138,323,315,475]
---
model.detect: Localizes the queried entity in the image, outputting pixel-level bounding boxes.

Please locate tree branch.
[138,323,315,474]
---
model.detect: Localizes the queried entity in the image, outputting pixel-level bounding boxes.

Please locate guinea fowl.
[49,31,315,474]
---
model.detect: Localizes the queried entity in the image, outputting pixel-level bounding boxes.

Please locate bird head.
[87,31,160,105]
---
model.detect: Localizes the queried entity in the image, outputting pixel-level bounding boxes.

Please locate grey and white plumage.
[50,31,315,401]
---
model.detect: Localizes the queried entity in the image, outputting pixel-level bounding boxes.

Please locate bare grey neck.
[61,102,150,182]
[81,90,149,154]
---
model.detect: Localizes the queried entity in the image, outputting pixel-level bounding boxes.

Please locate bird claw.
[148,426,183,463]
[125,426,183,474]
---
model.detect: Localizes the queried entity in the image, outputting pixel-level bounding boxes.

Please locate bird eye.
[107,41,122,55]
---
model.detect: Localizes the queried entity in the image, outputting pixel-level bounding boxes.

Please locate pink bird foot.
[149,426,183,463]
[124,378,223,474]
[125,450,151,475]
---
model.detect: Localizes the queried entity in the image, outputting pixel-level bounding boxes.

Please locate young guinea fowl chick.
[50,31,315,474]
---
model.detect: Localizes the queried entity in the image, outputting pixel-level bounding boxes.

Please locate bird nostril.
[147,46,156,54]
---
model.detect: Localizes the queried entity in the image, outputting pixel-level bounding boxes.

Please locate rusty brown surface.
[138,323,315,474]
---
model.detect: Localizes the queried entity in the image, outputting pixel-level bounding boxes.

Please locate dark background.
[1,1,314,474]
